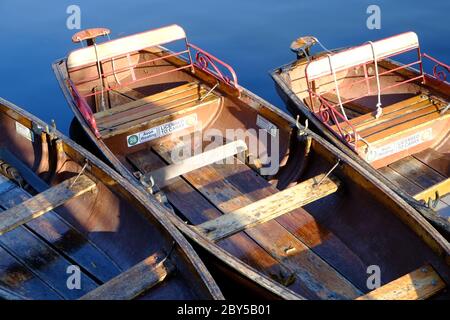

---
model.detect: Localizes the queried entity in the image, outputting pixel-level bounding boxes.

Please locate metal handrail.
[187,43,240,90]
[422,53,450,82]
[309,90,359,150]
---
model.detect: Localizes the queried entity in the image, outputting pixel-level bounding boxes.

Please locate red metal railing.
[305,45,450,153]
[422,53,450,82]
[188,43,240,89]
[71,42,240,100]
[307,54,425,115]
[309,90,359,150]
[68,79,101,138]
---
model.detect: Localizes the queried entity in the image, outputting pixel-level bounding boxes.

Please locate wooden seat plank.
[356,264,445,300]
[414,178,450,202]
[97,87,207,129]
[0,175,96,235]
[356,110,446,146]
[197,174,340,241]
[352,99,432,133]
[345,94,428,128]
[145,140,247,188]
[152,140,362,299]
[100,94,220,138]
[95,82,198,119]
[358,103,441,139]
[80,253,174,300]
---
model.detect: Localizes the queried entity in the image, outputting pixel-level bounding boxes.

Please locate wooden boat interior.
[273,32,450,220]
[55,25,450,299]
[0,98,221,300]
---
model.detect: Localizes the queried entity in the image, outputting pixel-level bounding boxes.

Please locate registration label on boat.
[366,128,433,162]
[15,121,34,142]
[126,114,198,147]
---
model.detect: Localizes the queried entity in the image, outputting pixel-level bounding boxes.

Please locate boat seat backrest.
[305,32,420,81]
[67,24,188,70]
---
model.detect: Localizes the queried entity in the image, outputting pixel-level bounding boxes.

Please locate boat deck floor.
[0,167,186,300]
[127,138,375,299]
[0,173,122,299]
[378,140,450,218]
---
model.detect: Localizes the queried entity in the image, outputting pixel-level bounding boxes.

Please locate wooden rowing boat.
[54,25,450,300]
[271,32,450,234]
[0,97,223,300]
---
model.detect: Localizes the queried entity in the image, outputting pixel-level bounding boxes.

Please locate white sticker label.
[256,115,278,137]
[126,114,198,147]
[366,128,433,162]
[15,121,34,142]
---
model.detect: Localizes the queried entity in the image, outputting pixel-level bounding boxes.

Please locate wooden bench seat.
[143,140,247,188]
[327,94,448,149]
[80,252,174,300]
[0,175,96,235]
[196,173,340,241]
[95,82,221,138]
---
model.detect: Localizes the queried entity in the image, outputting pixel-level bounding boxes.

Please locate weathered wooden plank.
[0,175,96,235]
[357,111,446,146]
[414,146,450,177]
[388,156,446,190]
[322,92,374,115]
[153,141,362,299]
[341,95,427,130]
[80,253,174,300]
[95,82,198,119]
[97,86,207,128]
[356,265,445,300]
[0,211,98,299]
[0,182,122,283]
[378,166,423,196]
[197,174,339,241]
[146,140,247,188]
[359,103,440,139]
[101,94,220,138]
[0,244,61,300]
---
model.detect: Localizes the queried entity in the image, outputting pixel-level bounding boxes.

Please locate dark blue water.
[0,0,448,133]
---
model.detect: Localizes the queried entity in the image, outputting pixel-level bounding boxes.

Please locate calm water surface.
[0,0,448,133]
